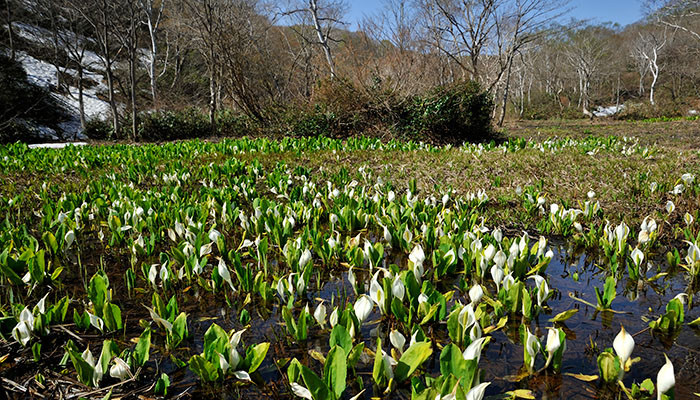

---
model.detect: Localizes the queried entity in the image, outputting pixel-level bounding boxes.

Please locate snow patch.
[28,142,88,149]
[15,51,111,138]
[593,105,625,117]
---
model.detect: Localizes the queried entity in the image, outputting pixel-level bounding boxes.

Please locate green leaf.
[372,338,387,388]
[603,277,616,307]
[439,344,465,378]
[419,303,440,325]
[132,328,151,368]
[88,273,109,315]
[43,232,58,254]
[189,354,220,382]
[298,305,308,341]
[282,306,297,338]
[548,309,578,323]
[324,346,347,400]
[0,262,24,286]
[597,350,620,383]
[32,342,41,362]
[66,346,95,386]
[171,312,188,345]
[288,358,303,383]
[329,325,352,355]
[395,341,432,382]
[102,303,122,332]
[99,339,118,375]
[245,342,269,373]
[301,364,331,400]
[155,373,170,396]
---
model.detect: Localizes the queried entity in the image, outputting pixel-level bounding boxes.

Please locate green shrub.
[400,81,494,144]
[137,108,211,141]
[215,109,258,137]
[614,101,686,121]
[285,105,340,137]
[83,119,113,140]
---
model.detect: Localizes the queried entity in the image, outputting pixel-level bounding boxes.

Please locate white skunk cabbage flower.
[656,354,675,400]
[665,201,675,215]
[613,325,635,371]
[462,337,488,363]
[109,357,131,380]
[469,284,483,305]
[524,327,540,370]
[390,329,406,352]
[545,328,561,368]
[313,303,327,329]
[409,245,426,281]
[299,249,312,269]
[217,258,235,291]
[291,382,313,399]
[354,295,373,324]
[392,275,405,301]
[466,382,491,400]
[12,307,34,346]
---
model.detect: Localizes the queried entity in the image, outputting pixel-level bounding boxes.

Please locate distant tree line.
[2,0,700,140]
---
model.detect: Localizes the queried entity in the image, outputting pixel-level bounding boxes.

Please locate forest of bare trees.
[3,0,700,139]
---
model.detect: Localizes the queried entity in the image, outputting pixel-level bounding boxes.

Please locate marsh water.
[106,241,697,400]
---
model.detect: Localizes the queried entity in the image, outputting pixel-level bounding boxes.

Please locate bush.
[614,101,686,121]
[136,108,211,141]
[83,119,113,140]
[400,81,494,144]
[215,109,258,137]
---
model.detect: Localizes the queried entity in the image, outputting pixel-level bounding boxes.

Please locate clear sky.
[345,0,646,30]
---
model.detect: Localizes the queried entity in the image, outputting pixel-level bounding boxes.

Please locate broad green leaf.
[324,346,347,400]
[66,346,94,386]
[329,325,352,355]
[347,343,364,369]
[395,341,432,382]
[132,329,151,368]
[102,303,122,331]
[549,309,578,323]
[245,342,269,373]
[372,338,387,388]
[155,373,170,396]
[301,365,331,400]
[189,354,220,382]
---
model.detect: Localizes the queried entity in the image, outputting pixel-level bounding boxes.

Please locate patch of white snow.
[593,105,625,117]
[28,142,88,149]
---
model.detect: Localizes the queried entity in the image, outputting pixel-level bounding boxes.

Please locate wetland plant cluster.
[0,135,698,399]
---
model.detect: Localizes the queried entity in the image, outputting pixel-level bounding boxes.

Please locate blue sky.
[345,0,645,29]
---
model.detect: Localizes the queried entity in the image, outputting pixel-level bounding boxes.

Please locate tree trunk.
[78,65,86,130]
[309,0,335,79]
[498,57,514,127]
[149,33,158,105]
[208,47,217,135]
[130,56,137,140]
[6,0,15,61]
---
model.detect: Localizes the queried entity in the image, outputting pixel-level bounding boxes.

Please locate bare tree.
[113,0,142,140]
[634,28,668,105]
[139,0,167,105]
[360,0,435,96]
[5,0,15,61]
[56,0,94,130]
[564,24,612,114]
[70,0,123,136]
[184,0,221,131]
[283,0,348,80]
[651,0,700,41]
